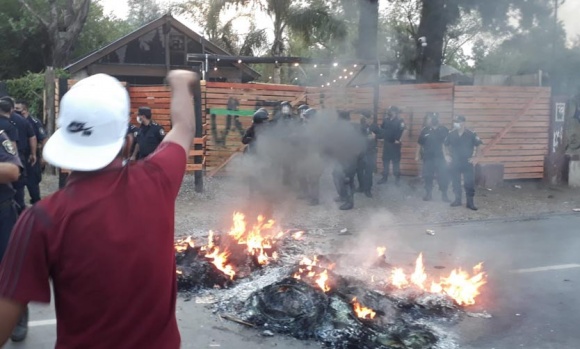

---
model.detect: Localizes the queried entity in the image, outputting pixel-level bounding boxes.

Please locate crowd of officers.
[241,103,482,212]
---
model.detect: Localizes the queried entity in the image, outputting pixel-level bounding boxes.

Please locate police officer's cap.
[138,106,152,119]
[426,112,439,119]
[455,115,466,122]
[297,104,309,112]
[280,101,291,107]
[303,108,317,119]
[253,109,269,123]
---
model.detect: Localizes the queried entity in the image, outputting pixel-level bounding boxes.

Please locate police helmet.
[297,104,309,112]
[303,108,317,119]
[426,112,439,120]
[387,106,401,116]
[253,108,269,124]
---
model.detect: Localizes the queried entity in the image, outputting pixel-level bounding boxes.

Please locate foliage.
[72,1,135,60]
[127,0,166,28]
[4,69,68,119]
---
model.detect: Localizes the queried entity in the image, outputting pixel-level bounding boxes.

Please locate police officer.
[374,106,405,185]
[0,129,26,342]
[0,97,36,213]
[297,108,322,206]
[297,104,309,121]
[332,111,361,210]
[125,123,139,160]
[15,100,46,204]
[242,108,273,219]
[444,115,482,210]
[356,112,376,198]
[132,107,165,160]
[416,112,450,202]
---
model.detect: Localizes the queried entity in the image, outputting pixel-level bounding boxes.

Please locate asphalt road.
[4,213,580,349]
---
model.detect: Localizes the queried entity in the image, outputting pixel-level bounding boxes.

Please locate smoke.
[222,109,367,222]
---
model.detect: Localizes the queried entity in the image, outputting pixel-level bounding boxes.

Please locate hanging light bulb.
[343,68,347,72]
[214,67,218,71]
[268,76,272,79]
[326,82,330,86]
[333,80,336,83]
[294,63,299,67]
[320,73,323,76]
[333,62,338,67]
[353,64,357,68]
[314,64,318,68]
[350,71,354,75]
[238,59,242,63]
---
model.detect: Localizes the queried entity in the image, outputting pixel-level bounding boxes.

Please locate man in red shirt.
[0,70,198,348]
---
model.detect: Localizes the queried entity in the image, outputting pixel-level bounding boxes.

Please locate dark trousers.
[382,143,401,180]
[357,152,376,192]
[333,163,356,204]
[25,161,42,204]
[0,201,18,263]
[450,160,475,199]
[299,175,321,202]
[423,157,449,194]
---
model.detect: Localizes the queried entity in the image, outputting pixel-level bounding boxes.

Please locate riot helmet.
[253,108,269,124]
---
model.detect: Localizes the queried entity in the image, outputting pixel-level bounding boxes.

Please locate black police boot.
[441,191,451,203]
[466,196,478,211]
[423,191,432,201]
[377,177,388,185]
[364,190,373,198]
[450,197,462,207]
[11,306,28,342]
[339,200,354,210]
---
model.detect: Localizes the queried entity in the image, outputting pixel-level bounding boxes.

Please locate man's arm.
[28,135,37,165]
[131,143,139,161]
[0,299,24,346]
[0,163,19,183]
[161,70,199,154]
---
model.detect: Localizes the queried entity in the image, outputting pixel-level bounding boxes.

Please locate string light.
[314,64,318,68]
[213,67,218,71]
[333,62,338,67]
[326,82,330,86]
[353,64,357,68]
[319,73,323,76]
[238,59,242,63]
[294,63,299,67]
[350,71,353,75]
[321,84,324,87]
[268,76,272,79]
[333,80,336,83]
[343,68,347,72]
[217,58,220,62]
[294,77,298,80]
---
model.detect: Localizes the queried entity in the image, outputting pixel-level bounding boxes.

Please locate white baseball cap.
[43,74,130,171]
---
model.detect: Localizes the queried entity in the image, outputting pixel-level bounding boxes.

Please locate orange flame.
[377,246,386,258]
[205,247,236,280]
[352,297,376,319]
[292,231,305,240]
[174,236,195,253]
[227,212,282,266]
[293,256,332,292]
[387,253,486,306]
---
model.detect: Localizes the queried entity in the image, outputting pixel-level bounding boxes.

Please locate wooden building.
[64,14,260,84]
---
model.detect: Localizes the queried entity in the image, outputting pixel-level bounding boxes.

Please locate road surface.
[4,213,580,349]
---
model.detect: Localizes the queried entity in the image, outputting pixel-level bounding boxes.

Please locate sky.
[99,0,580,44]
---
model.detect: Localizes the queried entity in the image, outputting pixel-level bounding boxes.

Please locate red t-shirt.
[0,142,186,349]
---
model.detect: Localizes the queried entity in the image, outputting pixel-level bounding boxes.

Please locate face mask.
[453,122,461,130]
[137,116,142,124]
[14,110,22,115]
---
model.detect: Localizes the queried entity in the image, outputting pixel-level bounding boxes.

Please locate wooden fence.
[54,79,550,180]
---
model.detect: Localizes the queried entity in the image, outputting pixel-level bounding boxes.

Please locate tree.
[410,0,555,82]
[18,0,91,68]
[72,1,134,60]
[127,0,165,28]
[179,0,347,83]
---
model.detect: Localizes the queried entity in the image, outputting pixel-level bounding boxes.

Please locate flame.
[292,231,304,240]
[352,297,376,320]
[411,253,427,289]
[205,247,236,280]
[174,236,195,253]
[293,256,332,292]
[391,268,409,288]
[386,252,486,306]
[227,212,281,266]
[377,246,386,258]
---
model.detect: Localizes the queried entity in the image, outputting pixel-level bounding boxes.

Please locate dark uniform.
[135,122,165,159]
[444,128,482,209]
[374,110,405,184]
[0,130,22,262]
[297,108,322,206]
[418,123,450,201]
[356,117,376,197]
[331,112,361,210]
[9,112,35,212]
[24,115,47,204]
[127,123,139,157]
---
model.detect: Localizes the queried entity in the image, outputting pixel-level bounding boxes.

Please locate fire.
[411,253,427,289]
[386,251,486,306]
[293,256,333,292]
[377,246,386,258]
[174,236,195,253]
[205,247,236,280]
[228,212,282,266]
[351,297,376,320]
